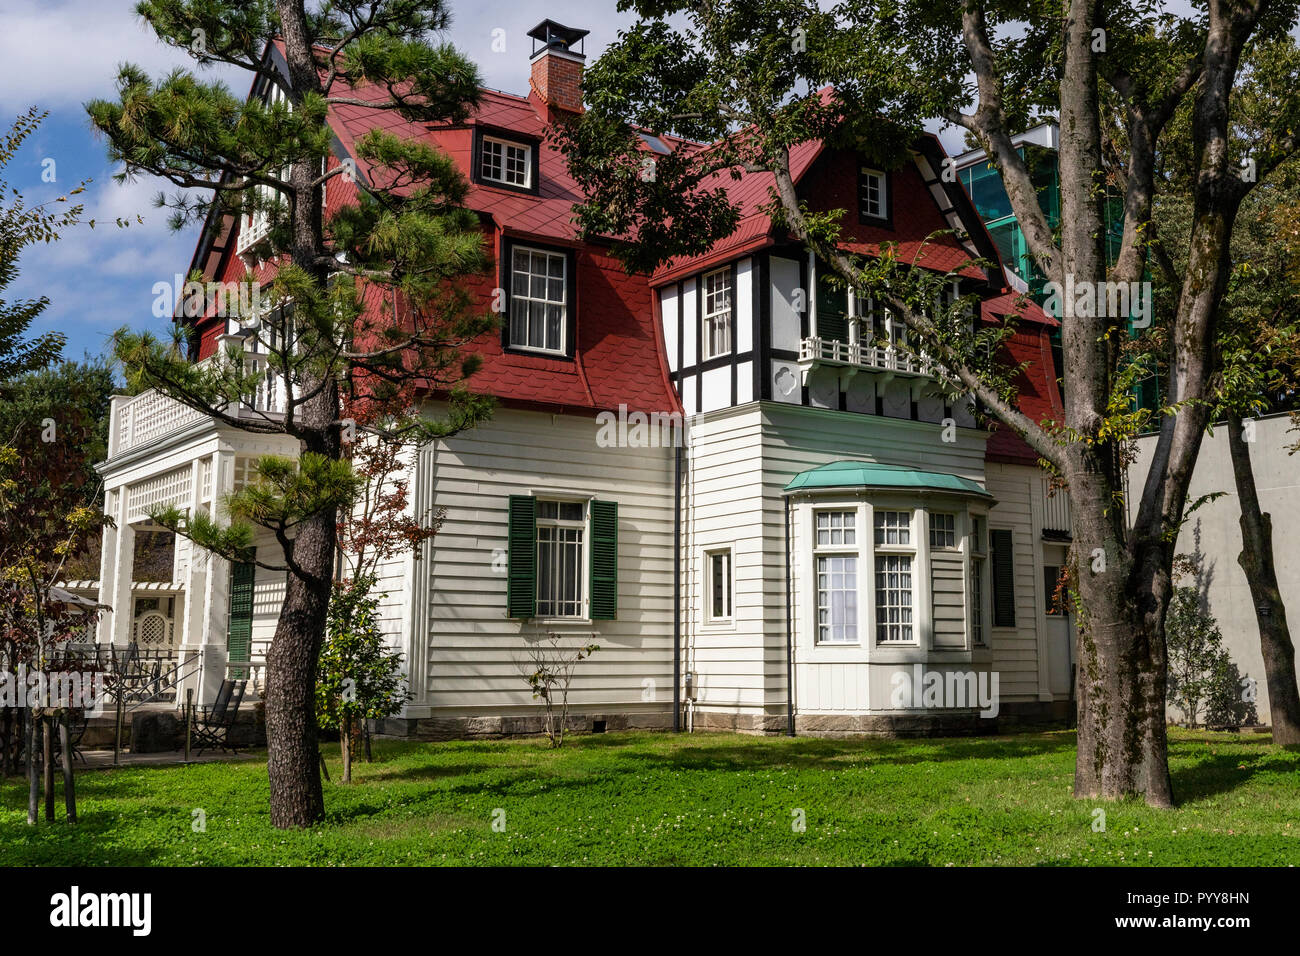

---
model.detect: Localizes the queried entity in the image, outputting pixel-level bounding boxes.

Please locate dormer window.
[480,135,532,189]
[859,166,890,223]
[504,242,573,357]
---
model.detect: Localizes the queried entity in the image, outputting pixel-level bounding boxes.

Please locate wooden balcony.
[797,336,936,382]
[108,344,287,458]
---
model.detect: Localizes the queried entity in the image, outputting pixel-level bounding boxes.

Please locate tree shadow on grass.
[595,732,1079,773]
[1169,749,1300,803]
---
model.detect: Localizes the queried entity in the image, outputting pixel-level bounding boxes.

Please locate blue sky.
[2,0,964,362]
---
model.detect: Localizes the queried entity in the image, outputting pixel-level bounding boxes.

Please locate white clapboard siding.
[684,400,993,720]
[984,462,1047,701]
[406,405,676,717]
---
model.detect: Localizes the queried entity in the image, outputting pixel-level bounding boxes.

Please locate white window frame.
[509,246,568,355]
[237,82,290,257]
[929,512,957,549]
[873,509,915,644]
[701,268,732,360]
[481,135,532,188]
[814,510,859,645]
[535,498,588,619]
[704,547,734,625]
[861,167,888,220]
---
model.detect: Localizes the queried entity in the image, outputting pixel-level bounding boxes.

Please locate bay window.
[873,510,914,644]
[815,510,858,644]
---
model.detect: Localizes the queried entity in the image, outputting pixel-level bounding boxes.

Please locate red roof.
[186,56,1059,449]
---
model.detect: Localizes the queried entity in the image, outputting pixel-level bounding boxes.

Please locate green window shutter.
[990,529,1016,627]
[227,552,256,678]
[816,262,849,342]
[507,495,537,618]
[589,499,618,620]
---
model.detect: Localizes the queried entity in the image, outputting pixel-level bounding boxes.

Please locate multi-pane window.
[873,510,911,546]
[536,500,585,617]
[817,556,858,644]
[875,554,913,643]
[860,168,887,219]
[816,510,856,546]
[481,137,530,188]
[702,269,732,359]
[815,511,857,644]
[707,549,733,622]
[929,512,957,549]
[238,83,290,255]
[510,247,567,353]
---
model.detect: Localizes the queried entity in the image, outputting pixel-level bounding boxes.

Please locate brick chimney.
[526,19,589,117]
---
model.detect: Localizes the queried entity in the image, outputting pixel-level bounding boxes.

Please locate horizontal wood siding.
[984,463,1044,701]
[417,406,675,716]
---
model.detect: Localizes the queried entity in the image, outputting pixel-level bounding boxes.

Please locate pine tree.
[87,0,496,827]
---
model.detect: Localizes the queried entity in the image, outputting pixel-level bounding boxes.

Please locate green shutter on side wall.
[990,529,1016,627]
[507,495,537,618]
[816,262,849,343]
[227,552,255,678]
[589,499,618,620]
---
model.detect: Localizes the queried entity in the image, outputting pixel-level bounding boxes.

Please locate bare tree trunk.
[42,715,54,822]
[340,714,352,784]
[60,710,76,823]
[25,708,37,825]
[1070,470,1175,806]
[1227,414,1300,746]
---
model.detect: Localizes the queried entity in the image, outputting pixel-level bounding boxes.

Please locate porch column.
[95,489,118,644]
[178,458,205,649]
[104,487,136,646]
[198,450,233,702]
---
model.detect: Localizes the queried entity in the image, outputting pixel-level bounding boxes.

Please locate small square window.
[873,510,911,546]
[929,512,956,549]
[816,511,856,546]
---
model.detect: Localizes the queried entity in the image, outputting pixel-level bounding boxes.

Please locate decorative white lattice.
[118,390,206,453]
[126,466,192,519]
[135,613,170,647]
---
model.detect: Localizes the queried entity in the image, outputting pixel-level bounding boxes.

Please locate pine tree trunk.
[265,511,334,827]
[262,0,342,829]
[1227,415,1300,747]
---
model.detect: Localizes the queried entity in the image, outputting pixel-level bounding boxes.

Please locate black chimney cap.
[527,19,589,57]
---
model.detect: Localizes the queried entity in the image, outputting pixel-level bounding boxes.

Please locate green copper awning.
[783,460,993,498]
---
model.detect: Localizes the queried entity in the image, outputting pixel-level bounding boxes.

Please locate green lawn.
[2,729,1297,866]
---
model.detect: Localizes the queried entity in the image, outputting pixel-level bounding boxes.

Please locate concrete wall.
[1129,412,1300,719]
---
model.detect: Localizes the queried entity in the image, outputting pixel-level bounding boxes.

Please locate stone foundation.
[377,709,674,741]
[374,699,1072,742]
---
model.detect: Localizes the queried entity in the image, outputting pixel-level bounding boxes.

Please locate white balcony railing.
[110,346,288,457]
[798,336,935,378]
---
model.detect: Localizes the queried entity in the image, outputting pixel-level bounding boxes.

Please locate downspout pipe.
[673,442,682,732]
[784,493,795,736]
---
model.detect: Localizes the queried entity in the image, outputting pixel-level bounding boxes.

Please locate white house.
[93,22,1075,737]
